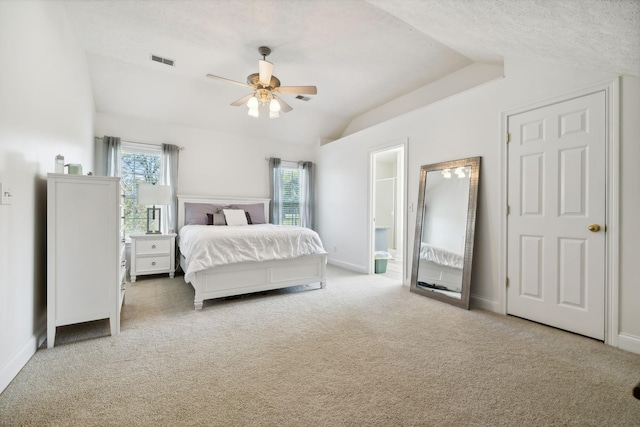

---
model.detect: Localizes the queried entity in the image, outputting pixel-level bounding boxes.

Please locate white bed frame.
[417,259,463,293]
[177,195,327,309]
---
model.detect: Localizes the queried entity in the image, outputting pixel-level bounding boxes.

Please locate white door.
[507,91,606,340]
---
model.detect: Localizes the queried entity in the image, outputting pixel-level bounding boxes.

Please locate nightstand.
[130,233,176,282]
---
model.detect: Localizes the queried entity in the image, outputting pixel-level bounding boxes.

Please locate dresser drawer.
[136,239,171,255]
[135,255,171,273]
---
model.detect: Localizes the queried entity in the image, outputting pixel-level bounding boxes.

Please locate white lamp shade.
[247,96,259,109]
[137,183,171,205]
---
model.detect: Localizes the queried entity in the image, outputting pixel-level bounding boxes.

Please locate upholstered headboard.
[177,195,271,230]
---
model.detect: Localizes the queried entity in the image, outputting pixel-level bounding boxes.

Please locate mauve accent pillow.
[185,203,227,225]
[230,203,266,224]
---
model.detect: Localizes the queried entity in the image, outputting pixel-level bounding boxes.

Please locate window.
[271,159,314,229]
[120,143,162,239]
[278,164,301,226]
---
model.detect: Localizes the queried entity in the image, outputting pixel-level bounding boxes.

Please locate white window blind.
[275,161,301,226]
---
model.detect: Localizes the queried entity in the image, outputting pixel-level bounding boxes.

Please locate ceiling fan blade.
[273,95,293,113]
[258,60,273,86]
[275,86,317,95]
[206,74,254,90]
[230,93,255,107]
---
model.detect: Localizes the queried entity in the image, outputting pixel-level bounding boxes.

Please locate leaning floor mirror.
[410,156,480,309]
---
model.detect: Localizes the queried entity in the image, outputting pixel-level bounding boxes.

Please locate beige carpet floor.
[1,265,639,426]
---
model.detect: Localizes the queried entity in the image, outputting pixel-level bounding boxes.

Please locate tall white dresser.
[47,174,126,348]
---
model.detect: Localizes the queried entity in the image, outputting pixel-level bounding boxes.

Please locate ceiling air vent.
[151,54,175,67]
[295,95,311,101]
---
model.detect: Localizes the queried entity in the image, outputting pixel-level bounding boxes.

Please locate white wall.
[618,75,640,345]
[317,59,640,352]
[95,113,316,199]
[0,1,95,393]
[343,63,504,137]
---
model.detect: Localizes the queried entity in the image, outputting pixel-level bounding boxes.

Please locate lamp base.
[146,207,162,234]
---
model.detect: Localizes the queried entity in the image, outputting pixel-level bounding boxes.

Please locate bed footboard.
[185,254,327,309]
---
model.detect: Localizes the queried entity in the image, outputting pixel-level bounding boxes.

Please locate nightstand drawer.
[136,256,171,273]
[129,233,176,282]
[136,239,171,255]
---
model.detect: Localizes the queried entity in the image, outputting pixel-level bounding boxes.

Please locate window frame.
[120,142,164,241]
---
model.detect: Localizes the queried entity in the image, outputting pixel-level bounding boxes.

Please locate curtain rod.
[123,139,185,150]
[264,157,309,163]
[96,136,184,150]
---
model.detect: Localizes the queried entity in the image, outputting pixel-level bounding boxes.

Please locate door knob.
[588,224,601,232]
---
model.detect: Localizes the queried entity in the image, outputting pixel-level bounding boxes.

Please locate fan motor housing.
[247,73,280,90]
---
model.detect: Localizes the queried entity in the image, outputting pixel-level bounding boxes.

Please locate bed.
[177,195,327,309]
[417,242,463,293]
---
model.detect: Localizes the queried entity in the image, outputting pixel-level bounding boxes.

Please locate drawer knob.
[151,261,156,266]
[152,244,156,249]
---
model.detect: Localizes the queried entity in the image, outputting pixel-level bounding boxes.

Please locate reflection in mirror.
[410,157,480,309]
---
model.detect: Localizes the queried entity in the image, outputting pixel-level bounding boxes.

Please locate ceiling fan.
[206,46,317,118]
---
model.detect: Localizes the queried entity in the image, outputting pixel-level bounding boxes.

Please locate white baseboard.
[470,293,500,313]
[327,258,368,274]
[617,333,640,355]
[0,326,46,394]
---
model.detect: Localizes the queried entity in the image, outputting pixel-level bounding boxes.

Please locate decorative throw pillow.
[206,213,227,225]
[213,213,226,226]
[230,203,266,224]
[185,203,228,225]
[223,209,248,226]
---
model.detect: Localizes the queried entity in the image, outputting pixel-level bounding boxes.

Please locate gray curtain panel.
[162,144,180,234]
[104,136,121,177]
[268,157,281,224]
[299,161,315,230]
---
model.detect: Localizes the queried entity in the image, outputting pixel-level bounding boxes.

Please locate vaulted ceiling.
[64,0,639,146]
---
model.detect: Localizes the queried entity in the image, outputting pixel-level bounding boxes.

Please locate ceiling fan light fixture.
[247,96,259,109]
[206,46,315,118]
[269,98,281,112]
[248,107,259,118]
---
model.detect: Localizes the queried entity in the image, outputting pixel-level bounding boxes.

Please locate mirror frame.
[410,156,481,309]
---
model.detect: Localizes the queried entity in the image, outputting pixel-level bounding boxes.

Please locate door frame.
[499,78,619,345]
[368,139,408,283]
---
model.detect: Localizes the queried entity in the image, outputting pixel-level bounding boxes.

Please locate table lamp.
[137,183,171,234]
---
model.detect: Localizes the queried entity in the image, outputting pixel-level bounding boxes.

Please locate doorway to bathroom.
[370,142,406,283]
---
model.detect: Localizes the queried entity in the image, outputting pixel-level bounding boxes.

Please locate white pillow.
[223,209,248,226]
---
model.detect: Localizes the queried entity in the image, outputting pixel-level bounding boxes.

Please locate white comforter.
[179,224,326,283]
[420,242,464,269]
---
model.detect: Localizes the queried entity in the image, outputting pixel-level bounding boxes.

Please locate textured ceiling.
[370,0,640,75]
[64,0,639,146]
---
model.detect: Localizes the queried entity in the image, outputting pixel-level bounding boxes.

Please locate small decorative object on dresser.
[47,173,126,348]
[130,233,176,282]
